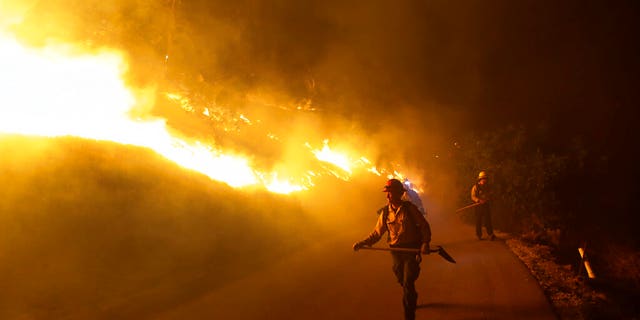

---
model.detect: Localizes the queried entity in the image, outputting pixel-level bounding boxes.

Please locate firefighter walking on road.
[353,179,432,320]
[471,171,495,240]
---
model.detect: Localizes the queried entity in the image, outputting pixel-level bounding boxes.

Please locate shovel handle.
[358,245,456,264]
[358,246,441,253]
[455,202,482,213]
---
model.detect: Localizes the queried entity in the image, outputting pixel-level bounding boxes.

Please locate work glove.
[420,242,431,255]
[353,241,368,251]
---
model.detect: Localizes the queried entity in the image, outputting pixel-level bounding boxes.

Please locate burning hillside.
[0,1,427,195]
[0,3,433,317]
[0,134,329,318]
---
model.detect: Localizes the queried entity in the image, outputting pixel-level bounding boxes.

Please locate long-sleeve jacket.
[362,201,431,248]
[471,183,490,203]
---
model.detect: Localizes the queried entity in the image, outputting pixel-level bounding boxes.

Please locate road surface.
[153,207,558,320]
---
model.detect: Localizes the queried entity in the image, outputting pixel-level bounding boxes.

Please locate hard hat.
[383,178,405,193]
[478,171,488,180]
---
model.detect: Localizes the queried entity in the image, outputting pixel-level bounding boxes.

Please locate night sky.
[175,0,639,133]
[14,0,640,146]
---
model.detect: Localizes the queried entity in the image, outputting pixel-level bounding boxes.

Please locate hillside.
[0,134,322,319]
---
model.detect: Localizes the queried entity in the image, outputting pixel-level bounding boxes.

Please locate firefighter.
[471,171,495,240]
[403,178,426,217]
[353,178,432,320]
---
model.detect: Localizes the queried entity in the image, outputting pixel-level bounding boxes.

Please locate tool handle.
[358,246,440,253]
[455,202,482,212]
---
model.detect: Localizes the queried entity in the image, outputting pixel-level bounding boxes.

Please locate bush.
[451,125,569,234]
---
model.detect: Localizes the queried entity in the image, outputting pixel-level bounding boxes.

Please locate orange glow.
[310,140,353,174]
[0,28,419,194]
[261,173,308,194]
[0,33,262,189]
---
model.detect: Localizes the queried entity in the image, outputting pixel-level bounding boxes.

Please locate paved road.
[0,138,557,319]
[155,207,558,320]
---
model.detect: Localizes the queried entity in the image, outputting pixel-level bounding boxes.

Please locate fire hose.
[358,245,456,264]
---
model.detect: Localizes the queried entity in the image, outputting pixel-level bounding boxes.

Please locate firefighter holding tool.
[471,171,495,241]
[353,178,432,320]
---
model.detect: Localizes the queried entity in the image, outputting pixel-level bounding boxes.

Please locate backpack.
[379,201,422,240]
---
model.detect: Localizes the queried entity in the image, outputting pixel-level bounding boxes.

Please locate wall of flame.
[0,30,423,195]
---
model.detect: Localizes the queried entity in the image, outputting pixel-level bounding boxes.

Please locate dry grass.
[505,237,609,319]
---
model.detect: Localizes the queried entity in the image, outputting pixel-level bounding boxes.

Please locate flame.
[260,173,308,194]
[0,39,134,138]
[0,33,262,189]
[309,140,353,174]
[0,29,420,195]
[307,140,396,182]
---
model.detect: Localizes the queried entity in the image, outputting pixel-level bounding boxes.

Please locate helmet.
[478,171,488,180]
[383,178,405,193]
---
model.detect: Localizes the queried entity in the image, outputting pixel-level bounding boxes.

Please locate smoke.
[3,0,486,228]
[10,0,640,130]
[0,135,326,318]
[0,134,407,318]
[13,0,634,207]
[4,0,640,317]
[10,3,464,123]
[7,0,638,238]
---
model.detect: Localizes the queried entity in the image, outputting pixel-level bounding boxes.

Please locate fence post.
[578,246,596,279]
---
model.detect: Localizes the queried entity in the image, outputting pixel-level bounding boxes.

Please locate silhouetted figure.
[471,171,495,240]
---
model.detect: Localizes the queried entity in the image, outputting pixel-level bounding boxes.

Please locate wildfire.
[0,33,265,189]
[310,140,353,174]
[0,30,418,194]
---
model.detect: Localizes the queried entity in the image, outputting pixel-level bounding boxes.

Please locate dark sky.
[15,0,640,149]
[12,0,640,177]
[171,0,640,148]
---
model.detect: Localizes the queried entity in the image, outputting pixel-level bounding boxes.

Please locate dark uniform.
[471,171,495,240]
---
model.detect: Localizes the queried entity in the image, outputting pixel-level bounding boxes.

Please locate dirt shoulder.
[505,236,638,319]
